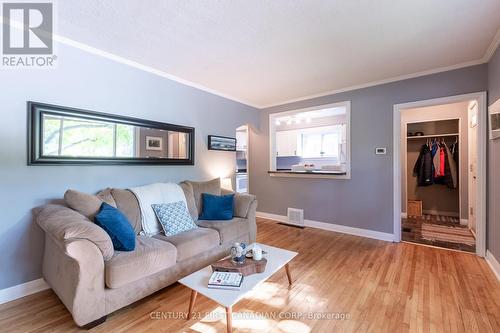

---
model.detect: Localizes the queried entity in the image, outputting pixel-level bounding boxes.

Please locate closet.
[406,119,460,218]
[400,101,478,254]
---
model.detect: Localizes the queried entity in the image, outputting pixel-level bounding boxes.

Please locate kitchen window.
[269,101,351,179]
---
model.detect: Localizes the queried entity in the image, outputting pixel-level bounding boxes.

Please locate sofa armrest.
[35,204,114,260]
[220,189,257,218]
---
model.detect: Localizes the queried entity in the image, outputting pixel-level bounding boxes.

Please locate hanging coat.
[445,143,458,189]
[451,141,459,164]
[431,142,440,177]
[413,144,433,186]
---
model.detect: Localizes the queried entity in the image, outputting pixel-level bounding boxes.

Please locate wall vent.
[287,208,304,227]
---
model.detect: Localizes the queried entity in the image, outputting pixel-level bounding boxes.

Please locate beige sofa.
[35,179,257,328]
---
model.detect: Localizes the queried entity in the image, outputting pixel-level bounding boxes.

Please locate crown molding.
[52,35,260,108]
[260,59,486,108]
[482,27,500,62]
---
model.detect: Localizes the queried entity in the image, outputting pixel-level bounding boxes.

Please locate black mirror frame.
[27,101,195,166]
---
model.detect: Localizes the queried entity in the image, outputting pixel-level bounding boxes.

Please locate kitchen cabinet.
[236,130,247,151]
[276,130,300,156]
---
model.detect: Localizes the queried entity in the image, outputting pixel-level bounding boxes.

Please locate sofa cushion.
[220,189,256,218]
[179,182,198,221]
[154,227,219,262]
[95,203,136,251]
[185,178,221,216]
[111,189,142,234]
[152,201,198,236]
[97,188,117,208]
[64,189,116,221]
[233,193,256,218]
[105,235,176,288]
[199,193,234,220]
[196,218,249,244]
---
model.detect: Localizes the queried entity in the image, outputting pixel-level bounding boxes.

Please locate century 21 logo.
[2,3,53,55]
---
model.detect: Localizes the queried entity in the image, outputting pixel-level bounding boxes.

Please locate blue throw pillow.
[94,202,136,251]
[152,201,198,237]
[199,193,234,220]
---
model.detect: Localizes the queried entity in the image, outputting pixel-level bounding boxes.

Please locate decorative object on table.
[145,136,163,151]
[198,193,234,220]
[245,248,268,258]
[252,244,263,261]
[212,256,267,276]
[208,135,236,151]
[207,271,244,290]
[291,163,315,172]
[303,163,315,172]
[230,242,246,264]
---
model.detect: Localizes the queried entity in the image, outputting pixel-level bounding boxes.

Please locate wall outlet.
[375,147,387,155]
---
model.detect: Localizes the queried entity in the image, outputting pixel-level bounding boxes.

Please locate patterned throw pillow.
[152,201,198,237]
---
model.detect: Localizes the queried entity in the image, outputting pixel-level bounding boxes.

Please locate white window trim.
[269,101,351,180]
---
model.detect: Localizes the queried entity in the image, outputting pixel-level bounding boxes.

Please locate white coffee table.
[178,243,298,333]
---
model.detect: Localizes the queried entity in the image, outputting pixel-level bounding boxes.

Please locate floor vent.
[286,208,304,227]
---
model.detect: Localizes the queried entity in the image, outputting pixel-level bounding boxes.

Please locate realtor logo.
[2,2,56,67]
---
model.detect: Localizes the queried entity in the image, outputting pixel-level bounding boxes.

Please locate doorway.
[235,125,249,193]
[393,92,487,256]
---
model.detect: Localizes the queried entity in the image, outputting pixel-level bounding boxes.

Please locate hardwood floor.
[1,218,499,332]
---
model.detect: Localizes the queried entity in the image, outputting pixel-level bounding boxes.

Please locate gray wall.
[251,65,487,234]
[0,42,259,290]
[488,44,500,259]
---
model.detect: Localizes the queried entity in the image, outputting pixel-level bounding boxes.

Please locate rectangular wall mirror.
[28,102,195,165]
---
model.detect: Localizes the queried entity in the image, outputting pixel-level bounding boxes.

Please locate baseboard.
[0,278,50,305]
[257,211,394,242]
[485,251,500,282]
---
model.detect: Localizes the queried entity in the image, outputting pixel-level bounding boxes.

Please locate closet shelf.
[407,133,459,140]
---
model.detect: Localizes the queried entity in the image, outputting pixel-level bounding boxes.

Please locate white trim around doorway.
[393,92,487,257]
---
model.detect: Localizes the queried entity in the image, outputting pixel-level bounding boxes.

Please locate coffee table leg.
[187,290,197,320]
[285,263,292,285]
[226,306,232,333]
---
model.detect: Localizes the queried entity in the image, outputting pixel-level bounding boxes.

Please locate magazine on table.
[208,271,244,290]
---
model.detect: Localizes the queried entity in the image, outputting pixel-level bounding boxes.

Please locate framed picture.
[489,99,500,140]
[146,136,163,151]
[208,135,236,151]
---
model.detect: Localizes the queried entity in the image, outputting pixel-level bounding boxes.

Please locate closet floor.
[402,214,476,253]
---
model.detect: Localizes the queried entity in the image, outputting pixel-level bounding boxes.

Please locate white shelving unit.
[407,133,459,139]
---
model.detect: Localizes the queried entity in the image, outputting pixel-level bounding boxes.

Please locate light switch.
[375,147,386,155]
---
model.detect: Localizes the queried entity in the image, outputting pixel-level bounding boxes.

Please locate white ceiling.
[54,1,500,108]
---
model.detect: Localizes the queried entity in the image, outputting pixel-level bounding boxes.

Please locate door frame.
[236,124,251,193]
[393,92,487,257]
